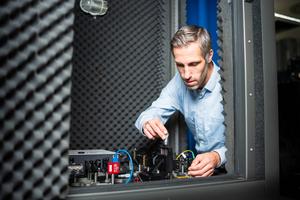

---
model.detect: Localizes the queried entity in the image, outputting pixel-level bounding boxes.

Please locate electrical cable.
[137,173,143,182]
[115,149,134,184]
[176,150,195,160]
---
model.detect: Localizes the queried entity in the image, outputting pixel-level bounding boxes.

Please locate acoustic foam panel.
[0,0,74,199]
[70,0,171,151]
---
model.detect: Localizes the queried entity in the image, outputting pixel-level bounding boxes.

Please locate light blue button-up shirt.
[135,62,226,166]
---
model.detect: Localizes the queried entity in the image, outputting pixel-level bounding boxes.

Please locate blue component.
[115,149,134,184]
[112,153,119,162]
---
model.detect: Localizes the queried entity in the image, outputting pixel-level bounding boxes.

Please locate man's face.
[173,42,212,90]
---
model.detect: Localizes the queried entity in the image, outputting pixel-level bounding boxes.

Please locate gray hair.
[171,25,212,61]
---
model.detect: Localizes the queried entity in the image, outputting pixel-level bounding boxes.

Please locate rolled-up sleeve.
[213,146,227,167]
[135,74,182,134]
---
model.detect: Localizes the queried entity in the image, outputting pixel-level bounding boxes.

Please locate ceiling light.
[80,0,108,16]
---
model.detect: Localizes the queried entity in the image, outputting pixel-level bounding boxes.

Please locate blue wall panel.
[187,0,219,63]
[186,0,220,152]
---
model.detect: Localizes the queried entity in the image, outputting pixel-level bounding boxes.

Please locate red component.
[107,162,120,174]
[134,177,140,182]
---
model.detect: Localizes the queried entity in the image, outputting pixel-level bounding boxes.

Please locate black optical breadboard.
[70,0,172,151]
[0,0,75,199]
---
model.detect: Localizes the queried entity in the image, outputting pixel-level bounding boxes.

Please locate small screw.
[250,147,254,151]
[249,93,253,96]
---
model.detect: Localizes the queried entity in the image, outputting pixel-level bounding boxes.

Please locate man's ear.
[206,49,213,63]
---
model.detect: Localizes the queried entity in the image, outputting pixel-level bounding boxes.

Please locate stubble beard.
[187,62,209,91]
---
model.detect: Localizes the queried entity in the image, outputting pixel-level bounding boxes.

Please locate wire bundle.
[176,150,195,160]
[115,149,134,184]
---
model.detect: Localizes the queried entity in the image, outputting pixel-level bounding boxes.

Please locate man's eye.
[176,64,184,67]
[190,62,199,66]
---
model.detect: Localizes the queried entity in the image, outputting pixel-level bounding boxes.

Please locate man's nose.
[183,66,191,79]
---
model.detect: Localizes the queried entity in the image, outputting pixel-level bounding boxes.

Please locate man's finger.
[188,160,207,173]
[194,168,214,177]
[155,120,168,135]
[188,161,212,176]
[144,128,154,139]
[151,123,166,140]
[190,154,203,167]
[189,160,198,168]
[147,120,167,140]
[144,122,157,139]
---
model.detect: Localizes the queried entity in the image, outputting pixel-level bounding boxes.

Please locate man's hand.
[143,118,168,140]
[188,151,220,177]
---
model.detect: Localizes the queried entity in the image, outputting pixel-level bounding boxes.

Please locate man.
[135,25,226,177]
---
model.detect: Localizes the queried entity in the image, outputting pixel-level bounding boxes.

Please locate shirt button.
[199,91,205,98]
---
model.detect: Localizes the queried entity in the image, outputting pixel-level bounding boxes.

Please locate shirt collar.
[190,61,219,98]
[204,61,219,93]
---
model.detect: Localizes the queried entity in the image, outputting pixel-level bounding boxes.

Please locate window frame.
[68,0,279,199]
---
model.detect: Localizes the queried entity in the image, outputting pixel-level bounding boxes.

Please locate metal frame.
[261,0,280,197]
[242,0,256,179]
[67,0,279,199]
[232,0,247,177]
